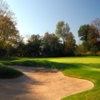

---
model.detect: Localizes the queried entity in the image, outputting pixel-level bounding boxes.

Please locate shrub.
[85,51,93,56]
[75,44,86,56]
[96,52,100,56]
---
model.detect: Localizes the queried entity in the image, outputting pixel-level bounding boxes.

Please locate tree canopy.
[78,24,90,42]
[0,0,100,57]
[55,21,70,43]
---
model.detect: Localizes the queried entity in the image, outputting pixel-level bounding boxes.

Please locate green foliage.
[65,32,76,55]
[78,23,100,52]
[0,0,22,57]
[55,21,70,43]
[90,46,99,54]
[85,51,93,56]
[42,32,62,57]
[26,40,41,57]
[87,26,99,49]
[75,44,86,56]
[78,24,90,42]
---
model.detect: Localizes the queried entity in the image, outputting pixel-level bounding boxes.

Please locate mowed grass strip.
[0,56,100,99]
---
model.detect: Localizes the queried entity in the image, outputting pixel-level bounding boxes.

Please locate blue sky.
[6,0,100,43]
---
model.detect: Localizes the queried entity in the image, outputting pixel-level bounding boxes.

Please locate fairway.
[0,56,100,100]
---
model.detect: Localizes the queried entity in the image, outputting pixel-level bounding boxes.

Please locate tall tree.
[78,24,91,51]
[65,32,76,55]
[42,32,61,57]
[78,24,90,42]
[78,23,100,51]
[0,16,20,45]
[26,34,41,57]
[42,32,54,56]
[55,21,70,43]
[55,21,70,55]
[91,18,100,33]
[87,25,100,51]
[0,0,20,57]
[29,34,40,42]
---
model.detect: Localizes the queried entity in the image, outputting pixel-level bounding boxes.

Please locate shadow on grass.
[0,63,23,79]
[2,59,100,70]
[0,57,20,61]
[2,59,100,82]
[3,59,100,82]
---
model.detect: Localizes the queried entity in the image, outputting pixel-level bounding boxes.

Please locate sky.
[6,0,100,43]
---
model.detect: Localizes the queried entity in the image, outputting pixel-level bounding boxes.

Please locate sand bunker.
[0,65,94,100]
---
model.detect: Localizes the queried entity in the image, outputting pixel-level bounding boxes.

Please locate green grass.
[0,56,100,99]
[0,63,23,79]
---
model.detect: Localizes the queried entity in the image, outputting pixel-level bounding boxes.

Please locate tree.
[91,18,100,34]
[55,21,70,43]
[0,40,7,57]
[42,32,54,56]
[55,21,70,55]
[87,25,100,51]
[78,23,100,52]
[75,44,86,56]
[25,34,41,57]
[29,34,40,42]
[65,32,76,55]
[0,0,20,57]
[88,26,98,45]
[0,16,20,45]
[78,24,90,42]
[78,24,93,51]
[41,32,61,57]
[15,39,26,57]
[48,34,61,56]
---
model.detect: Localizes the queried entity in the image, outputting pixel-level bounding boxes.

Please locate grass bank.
[0,62,23,79]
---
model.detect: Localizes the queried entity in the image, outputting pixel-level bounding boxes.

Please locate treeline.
[0,0,100,57]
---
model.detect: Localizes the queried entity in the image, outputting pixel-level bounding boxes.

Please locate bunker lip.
[0,65,94,100]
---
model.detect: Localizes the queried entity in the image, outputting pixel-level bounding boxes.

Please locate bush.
[96,52,100,56]
[75,44,86,56]
[85,51,93,56]
[90,46,99,54]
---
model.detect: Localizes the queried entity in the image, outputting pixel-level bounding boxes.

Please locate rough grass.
[0,62,23,79]
[0,56,100,99]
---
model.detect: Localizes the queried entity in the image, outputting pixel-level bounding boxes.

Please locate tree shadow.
[7,59,100,71]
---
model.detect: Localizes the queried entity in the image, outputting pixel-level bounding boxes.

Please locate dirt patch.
[0,65,94,100]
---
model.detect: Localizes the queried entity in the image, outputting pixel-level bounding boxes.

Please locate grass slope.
[0,57,100,99]
[0,61,23,79]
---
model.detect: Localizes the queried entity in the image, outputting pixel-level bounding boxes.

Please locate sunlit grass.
[47,57,100,64]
